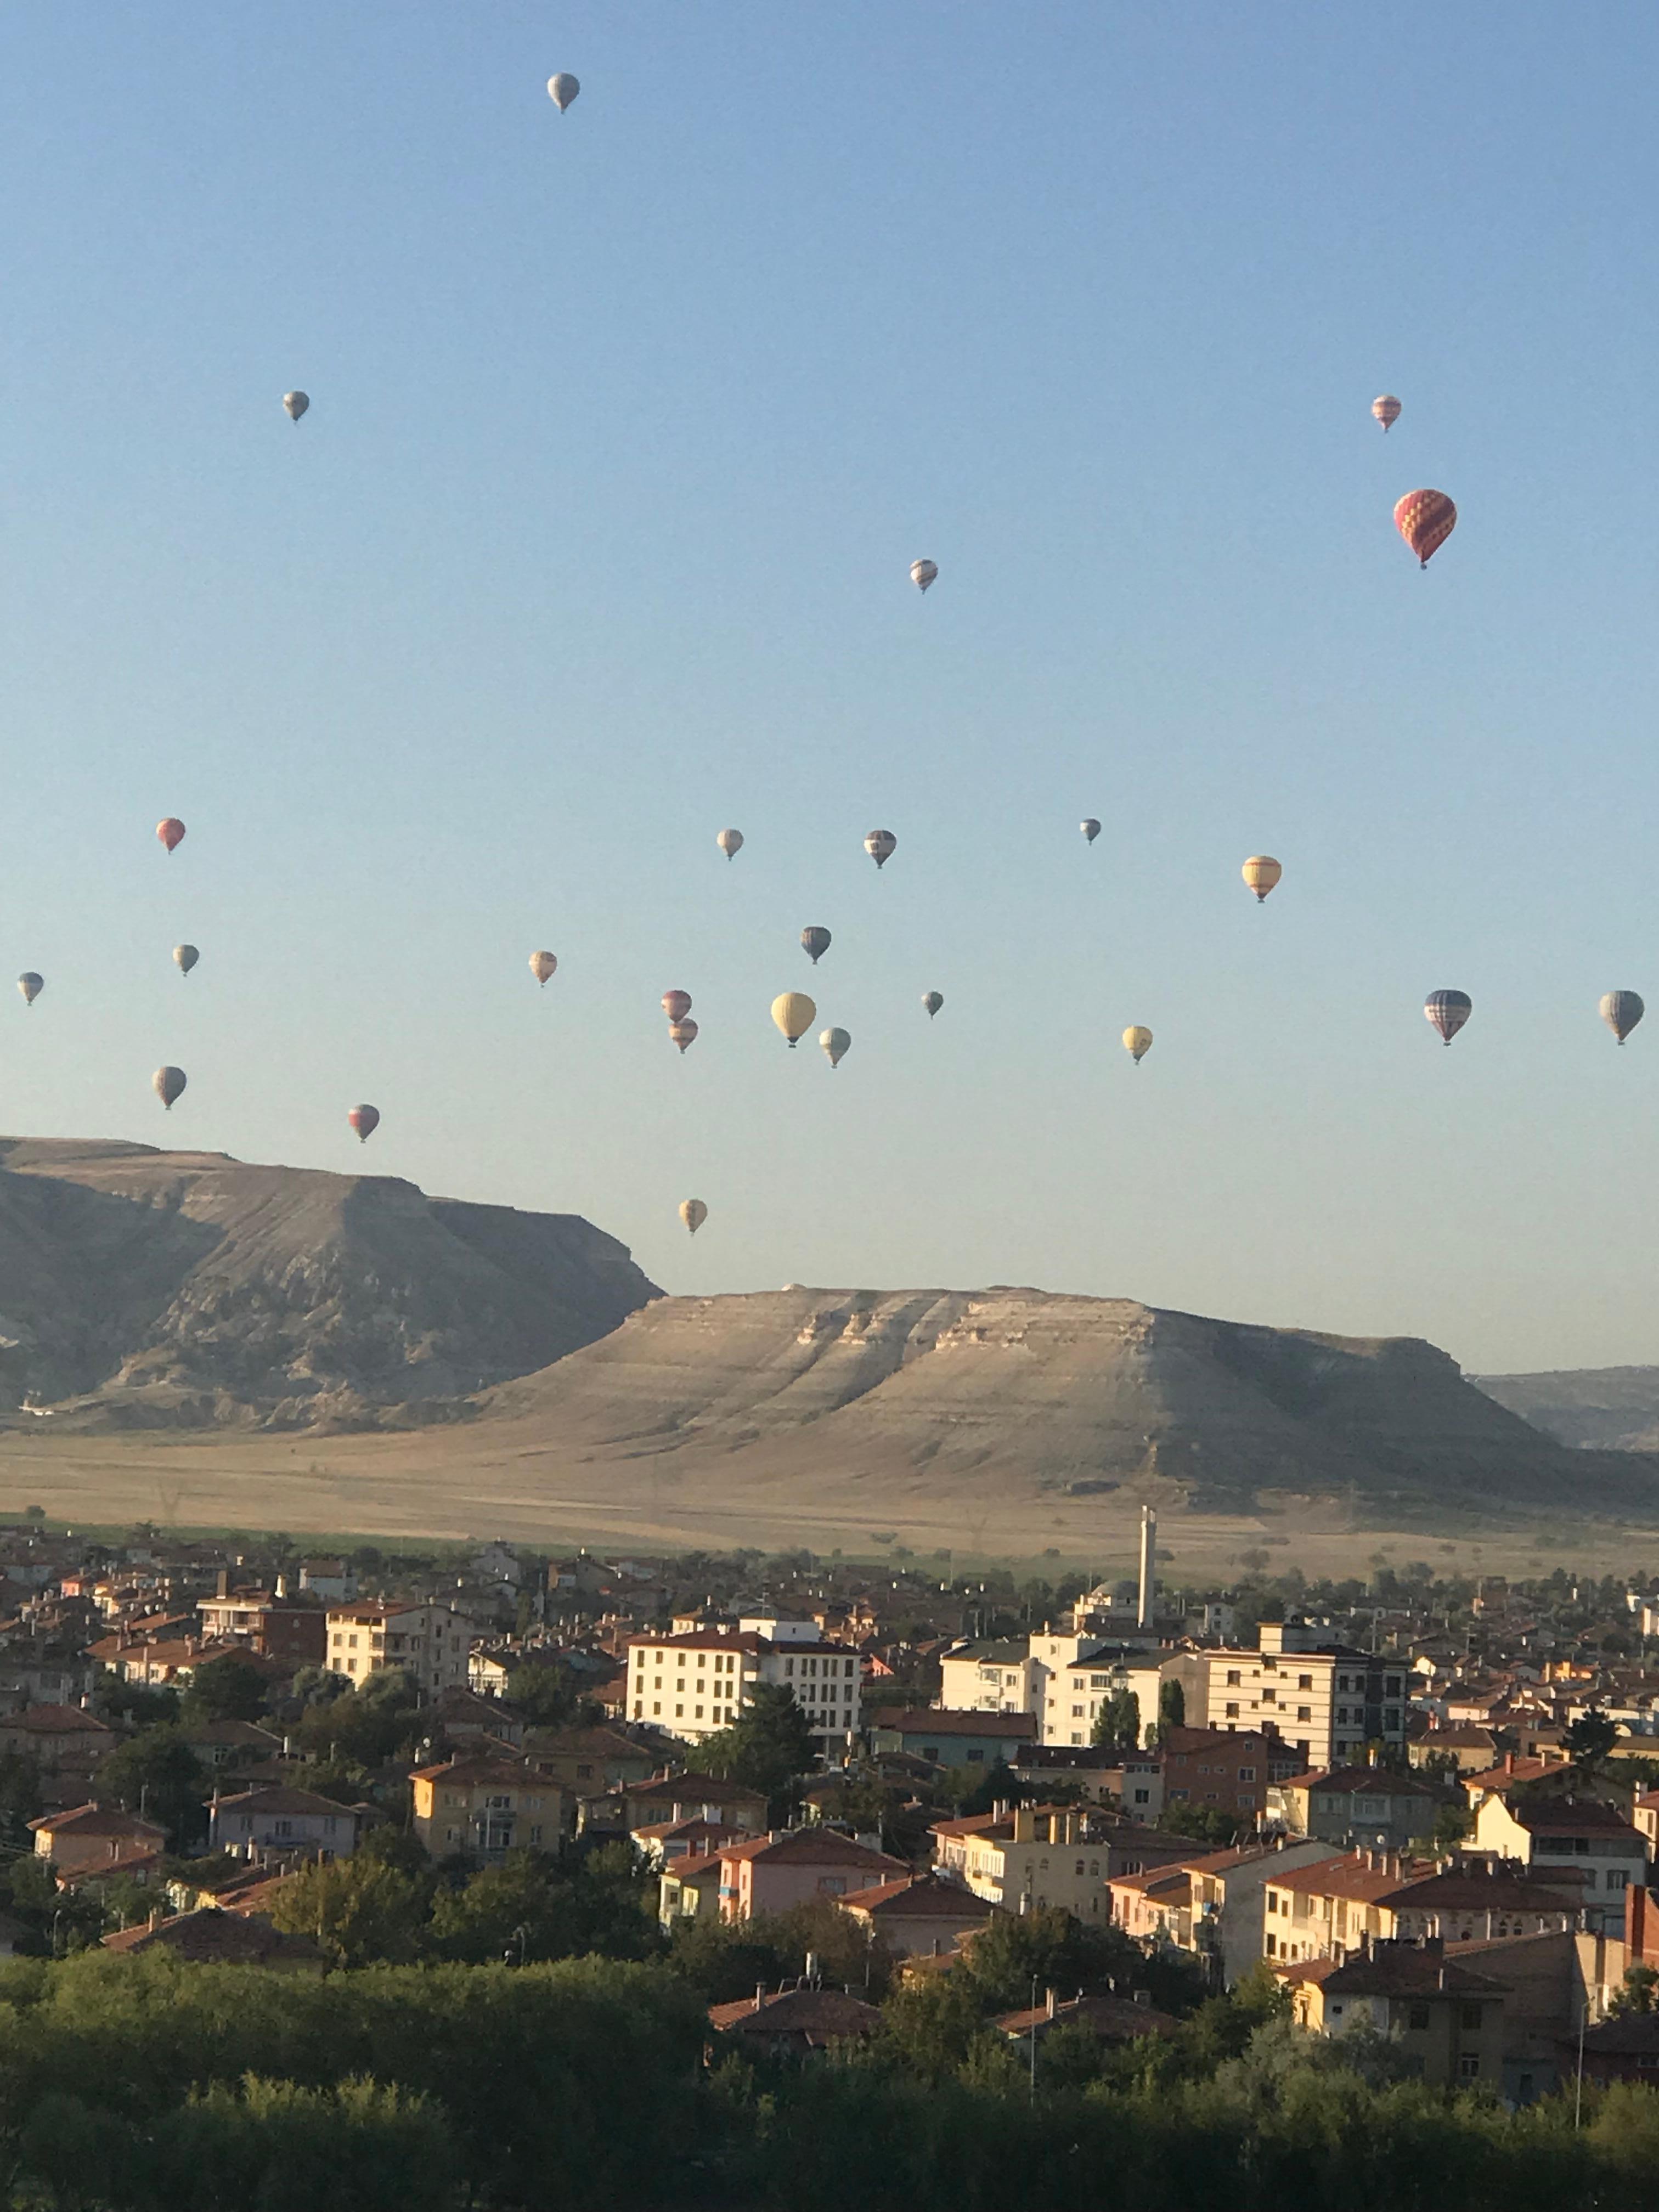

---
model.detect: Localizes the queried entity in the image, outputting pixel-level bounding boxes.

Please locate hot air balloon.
[1395,489,1457,568]
[910,558,938,593]
[1424,989,1472,1046]
[156,817,185,854]
[1081,819,1101,844]
[662,989,692,1023]
[1243,855,1283,903]
[801,926,832,965]
[771,992,816,1047]
[17,973,42,1007]
[1601,990,1645,1045]
[1123,1026,1153,1064]
[668,1018,698,1054]
[865,829,896,870]
[548,72,580,110]
[153,1066,186,1110]
[173,944,199,977]
[283,391,309,422]
[820,1027,850,1068]
[680,1198,707,1236]
[529,951,557,986]
[347,1104,380,1144]
[922,990,943,1018]
[1373,394,1401,432]
[716,828,744,861]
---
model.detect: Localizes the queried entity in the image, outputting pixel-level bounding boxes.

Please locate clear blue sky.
[0,3,1654,1373]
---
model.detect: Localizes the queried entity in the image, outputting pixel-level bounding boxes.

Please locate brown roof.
[409,1756,550,1789]
[837,1872,995,1919]
[211,1785,357,1819]
[0,1705,111,1736]
[870,1707,1037,1740]
[27,1803,165,1840]
[617,1771,766,1804]
[1284,1766,1437,1798]
[101,1909,322,1965]
[718,1829,907,1875]
[1503,1797,1641,1838]
[707,1988,883,2043]
[995,1990,1180,2040]
[1319,1946,1509,2000]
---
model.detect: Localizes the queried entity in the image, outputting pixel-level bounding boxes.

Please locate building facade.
[325,1601,473,1697]
[625,1618,862,1750]
[1204,1624,1408,1770]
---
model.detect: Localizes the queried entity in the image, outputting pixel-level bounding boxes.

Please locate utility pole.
[1029,1974,1039,2106]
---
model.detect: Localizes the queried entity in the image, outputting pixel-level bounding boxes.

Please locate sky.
[0,3,1654,1374]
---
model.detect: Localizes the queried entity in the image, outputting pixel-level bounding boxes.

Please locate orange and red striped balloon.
[1394,490,1457,568]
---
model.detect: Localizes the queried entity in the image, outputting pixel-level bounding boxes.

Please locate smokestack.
[1137,1506,1156,1632]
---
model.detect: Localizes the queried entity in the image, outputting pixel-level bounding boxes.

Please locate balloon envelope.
[283,391,309,421]
[922,990,943,1018]
[153,1065,186,1109]
[669,1019,698,1054]
[1123,1026,1153,1064]
[1600,990,1645,1045]
[16,973,42,1006]
[910,558,938,592]
[680,1198,707,1236]
[1395,489,1457,567]
[820,1026,850,1068]
[548,72,579,109]
[156,817,185,853]
[347,1104,380,1144]
[716,828,744,861]
[529,951,557,986]
[801,926,832,965]
[1373,394,1401,431]
[1424,989,1472,1045]
[662,989,692,1023]
[1081,819,1101,843]
[865,829,896,869]
[1243,855,1283,902]
[771,991,816,1046]
[173,944,199,976]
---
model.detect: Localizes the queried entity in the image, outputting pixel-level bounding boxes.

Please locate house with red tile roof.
[832,1870,995,1957]
[28,1803,166,1878]
[707,1985,882,2056]
[714,1827,907,1925]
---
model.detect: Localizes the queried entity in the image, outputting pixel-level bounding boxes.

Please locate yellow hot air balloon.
[1122,1026,1153,1064]
[679,1198,707,1236]
[771,991,816,1048]
[1242,855,1282,903]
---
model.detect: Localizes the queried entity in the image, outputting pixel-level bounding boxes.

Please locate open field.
[2,1419,1655,1583]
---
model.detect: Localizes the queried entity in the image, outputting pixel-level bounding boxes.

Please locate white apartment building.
[626,1613,862,1750]
[1204,1623,1408,1770]
[325,1600,473,1698]
[938,1641,1041,1716]
[940,1635,1210,1749]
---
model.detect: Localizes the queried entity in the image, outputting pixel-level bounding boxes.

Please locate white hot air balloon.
[820,1027,850,1069]
[16,973,42,1007]
[548,73,580,111]
[716,828,744,861]
[283,391,309,422]
[910,558,938,593]
[173,945,199,977]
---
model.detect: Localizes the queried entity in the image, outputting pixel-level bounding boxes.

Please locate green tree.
[1158,1678,1186,1735]
[1158,1801,1244,1849]
[1563,1708,1620,1774]
[1611,1963,1659,2016]
[0,1751,43,1847]
[1432,1801,1473,1852]
[698,1683,817,1807]
[180,1654,270,1725]
[1091,1686,1139,1748]
[264,1853,431,1967]
[95,1728,207,1848]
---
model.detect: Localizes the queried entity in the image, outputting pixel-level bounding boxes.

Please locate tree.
[1563,1708,1620,1775]
[1090,1686,1139,1748]
[1158,1679,1186,1734]
[95,1728,207,1848]
[180,1653,270,1725]
[1611,1964,1659,2017]
[1158,1802,1244,1849]
[698,1684,816,1807]
[1431,1801,1473,1852]
[264,1854,431,1968]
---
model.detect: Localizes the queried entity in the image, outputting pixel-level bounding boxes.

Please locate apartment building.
[943,1633,1207,1750]
[1204,1622,1408,1768]
[1471,1792,1649,1938]
[1262,1852,1588,1968]
[936,1641,1040,1716]
[325,1600,473,1697]
[930,1803,1115,1917]
[1162,1725,1301,1820]
[624,1615,862,1750]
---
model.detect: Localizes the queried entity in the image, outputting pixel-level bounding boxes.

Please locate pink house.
[717,1829,907,1922]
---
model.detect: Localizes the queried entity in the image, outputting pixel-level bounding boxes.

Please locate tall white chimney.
[1137,1506,1156,1631]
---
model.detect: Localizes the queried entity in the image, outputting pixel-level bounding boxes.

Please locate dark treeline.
[0,1950,1655,2212]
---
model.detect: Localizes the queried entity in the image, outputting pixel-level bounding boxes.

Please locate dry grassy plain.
[0,1418,1652,1581]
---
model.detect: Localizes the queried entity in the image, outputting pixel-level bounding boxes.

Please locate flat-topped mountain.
[486,1286,1652,1518]
[0,1138,658,1429]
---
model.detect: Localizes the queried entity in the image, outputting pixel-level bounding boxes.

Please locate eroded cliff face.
[0,1138,658,1428]
[488,1285,1619,1514]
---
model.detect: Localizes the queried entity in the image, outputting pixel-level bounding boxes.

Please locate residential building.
[1262,1853,1588,1968]
[867,1707,1036,1769]
[1182,1839,1344,1987]
[1454,1926,1628,2104]
[1283,1940,1508,2087]
[0,1703,113,1776]
[179,1718,285,1773]
[1038,1646,1209,1750]
[426,1687,524,1750]
[578,1770,768,1839]
[1471,1791,1649,1936]
[707,1986,883,2055]
[1269,1764,1441,1850]
[993,1987,1180,2047]
[1009,1743,1159,1811]
[715,1827,907,1923]
[525,1724,662,1795]
[208,1785,360,1861]
[409,1754,562,1863]
[1409,1723,1499,1774]
[101,1909,324,1972]
[29,1804,166,1878]
[1161,1725,1299,1821]
[624,1620,862,1750]
[936,1640,1040,1717]
[1571,2011,1659,2084]
[297,1559,357,1604]
[833,1871,996,1957]
[658,1850,726,1928]
[195,1587,327,1668]
[1204,1624,1409,1769]
[325,1600,473,1697]
[930,1803,1116,1917]
[1635,1787,1659,1857]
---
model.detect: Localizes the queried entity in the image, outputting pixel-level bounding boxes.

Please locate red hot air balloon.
[347,1104,380,1144]
[662,990,692,1024]
[1394,490,1457,568]
[156,817,186,854]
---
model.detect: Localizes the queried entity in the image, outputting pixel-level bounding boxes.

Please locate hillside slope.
[1476,1367,1659,1452]
[0,1138,658,1428]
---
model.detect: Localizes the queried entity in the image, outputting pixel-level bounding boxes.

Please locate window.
[1226,1669,1241,1686]
[1297,1706,1312,1723]
[1265,1932,1277,1956]
[1298,1674,1313,1691]
[1266,1893,1279,1914]
[1225,1702,1239,1719]
[1460,2004,1482,2031]
[1458,2053,1481,2079]
[1329,2004,1344,2019]
[817,1876,845,1895]
[1071,1706,1084,1718]
[1407,2002,1431,2032]
[1239,1768,1256,1782]
[1075,1860,1085,1876]
[1606,1869,1629,1892]
[1133,1788,1149,1805]
[652,1702,661,1716]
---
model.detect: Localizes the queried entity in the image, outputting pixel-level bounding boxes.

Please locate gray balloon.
[922,991,943,1018]
[801,926,832,966]
[153,1065,187,1110]
[283,391,309,421]
[173,944,199,977]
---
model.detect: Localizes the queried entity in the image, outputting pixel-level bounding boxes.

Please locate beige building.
[930,1803,1113,1918]
[1263,1854,1587,1969]
[410,1753,563,1863]
[1471,1792,1648,1937]
[325,1600,473,1697]
[1204,1624,1408,1769]
[624,1616,862,1750]
[937,1641,1041,1717]
[1283,1942,1508,2087]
